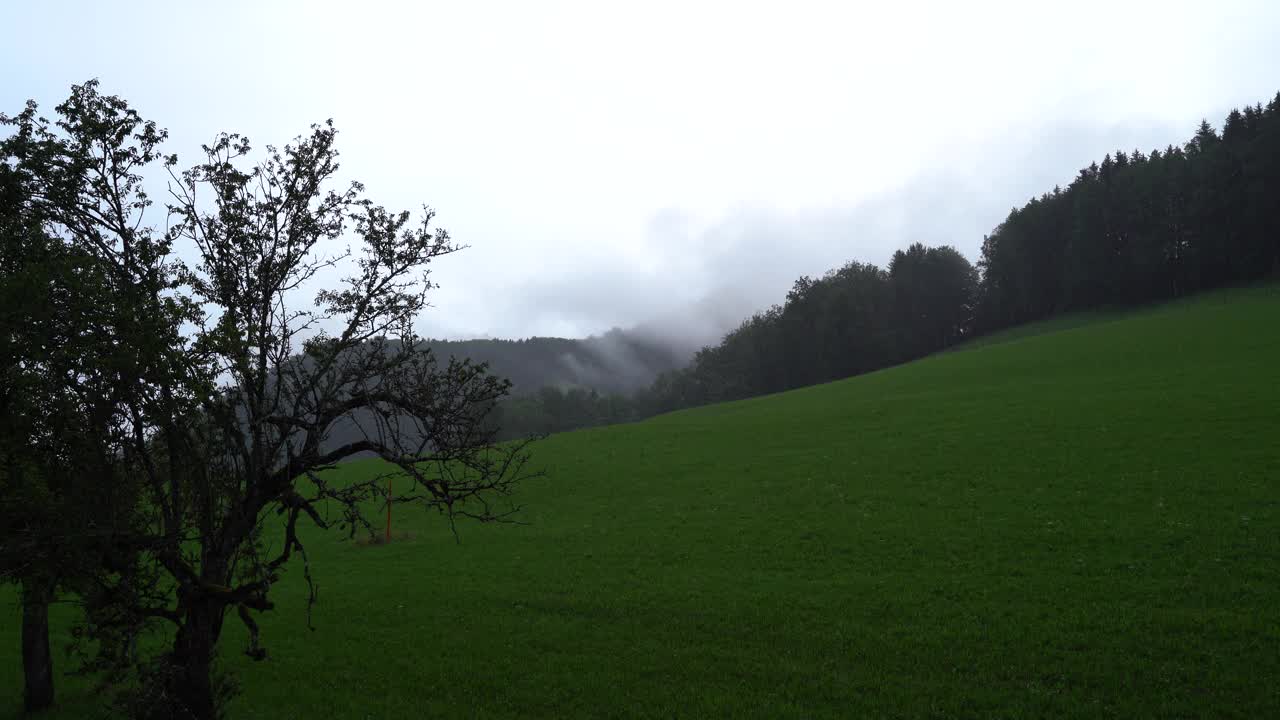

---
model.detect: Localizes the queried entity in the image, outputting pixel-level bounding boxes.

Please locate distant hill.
[313,327,699,455]
[424,327,698,396]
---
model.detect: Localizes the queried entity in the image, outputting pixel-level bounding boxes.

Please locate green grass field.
[5,285,1280,718]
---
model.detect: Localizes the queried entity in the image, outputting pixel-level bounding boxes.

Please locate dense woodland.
[496,92,1280,438]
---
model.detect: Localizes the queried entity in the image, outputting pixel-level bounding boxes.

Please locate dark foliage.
[2,82,540,720]
[637,245,978,411]
[974,96,1280,330]
[0,102,150,712]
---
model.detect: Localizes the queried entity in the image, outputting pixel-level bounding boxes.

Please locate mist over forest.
[423,327,696,397]
[484,92,1280,439]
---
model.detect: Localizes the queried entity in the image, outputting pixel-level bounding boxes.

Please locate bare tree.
[3,82,539,719]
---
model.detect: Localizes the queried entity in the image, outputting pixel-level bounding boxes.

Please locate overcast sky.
[5,1,1280,342]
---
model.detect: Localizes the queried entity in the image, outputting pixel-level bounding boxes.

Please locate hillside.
[5,284,1278,718]
[427,328,696,396]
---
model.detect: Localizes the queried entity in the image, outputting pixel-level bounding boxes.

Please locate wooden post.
[385,475,392,544]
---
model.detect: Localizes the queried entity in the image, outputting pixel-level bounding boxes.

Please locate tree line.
[976,99,1280,329]
[489,243,976,437]
[499,91,1280,436]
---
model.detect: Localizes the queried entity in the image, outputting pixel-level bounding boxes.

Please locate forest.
[496,92,1280,438]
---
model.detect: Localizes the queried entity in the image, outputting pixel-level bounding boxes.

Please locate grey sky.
[5,0,1280,343]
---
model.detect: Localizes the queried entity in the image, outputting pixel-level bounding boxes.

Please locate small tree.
[3,82,539,719]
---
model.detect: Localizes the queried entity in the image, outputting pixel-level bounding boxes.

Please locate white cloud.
[4,0,1279,339]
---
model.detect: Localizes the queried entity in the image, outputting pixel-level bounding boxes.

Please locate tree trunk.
[20,576,55,713]
[167,600,227,720]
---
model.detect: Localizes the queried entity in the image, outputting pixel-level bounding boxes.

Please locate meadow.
[4,285,1279,718]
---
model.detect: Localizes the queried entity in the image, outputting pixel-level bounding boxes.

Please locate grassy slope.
[4,285,1279,718]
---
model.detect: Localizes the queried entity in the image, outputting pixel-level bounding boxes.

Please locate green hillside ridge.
[5,284,1278,718]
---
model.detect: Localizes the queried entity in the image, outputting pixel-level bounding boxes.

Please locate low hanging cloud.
[427,114,1188,350]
